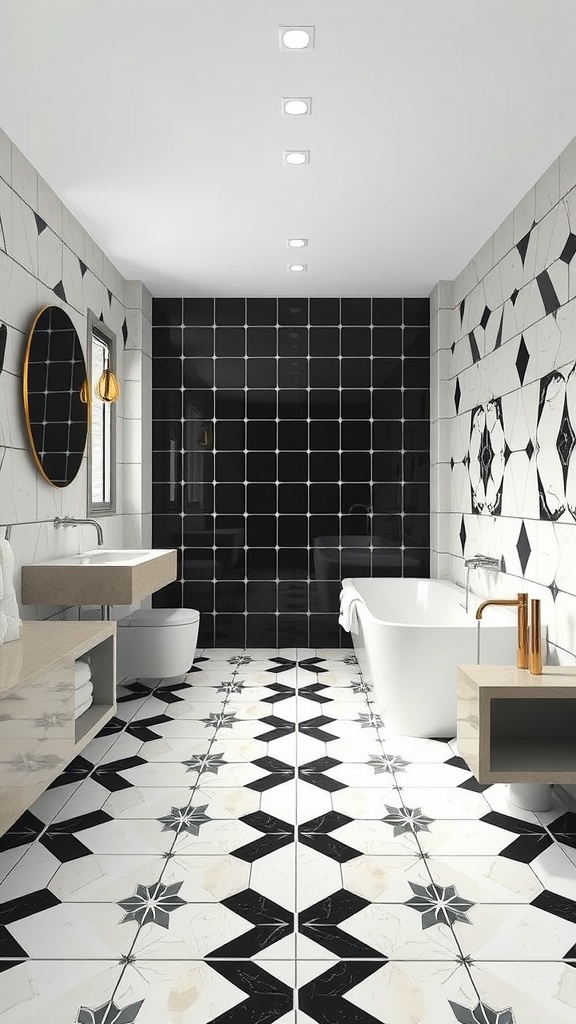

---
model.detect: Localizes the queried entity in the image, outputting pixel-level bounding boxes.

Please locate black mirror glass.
[23,305,89,487]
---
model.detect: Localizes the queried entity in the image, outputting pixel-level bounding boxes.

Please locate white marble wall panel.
[0,131,150,624]
[535,158,560,223]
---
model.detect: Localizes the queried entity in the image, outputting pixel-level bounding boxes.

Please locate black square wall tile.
[183,327,214,355]
[340,297,371,325]
[278,390,308,419]
[215,358,245,388]
[278,419,308,450]
[310,327,340,355]
[373,297,402,325]
[310,297,340,325]
[403,357,429,387]
[247,483,277,514]
[373,358,402,388]
[153,356,182,388]
[152,389,181,419]
[152,297,182,326]
[403,515,430,546]
[247,358,277,388]
[215,327,245,355]
[215,547,245,579]
[278,581,309,612]
[183,389,214,420]
[215,390,245,418]
[404,389,429,419]
[341,327,371,355]
[404,297,430,324]
[215,298,245,325]
[278,451,308,481]
[246,614,277,645]
[278,548,309,579]
[404,326,430,355]
[247,548,277,579]
[247,390,277,420]
[216,451,244,484]
[341,358,371,388]
[153,420,182,451]
[341,389,371,420]
[247,583,278,613]
[372,389,402,419]
[215,421,245,451]
[152,514,182,548]
[310,420,339,451]
[404,452,430,482]
[278,327,308,355]
[341,421,371,450]
[247,298,277,325]
[183,515,214,545]
[310,357,339,387]
[152,483,182,514]
[372,326,402,354]
[341,452,371,482]
[215,581,246,612]
[183,298,214,326]
[309,450,339,482]
[373,483,402,512]
[278,357,308,388]
[278,613,309,645]
[198,613,216,647]
[153,326,184,357]
[183,357,214,388]
[373,515,402,546]
[278,515,308,547]
[184,552,215,581]
[184,581,214,612]
[278,297,308,325]
[310,390,340,419]
[215,614,246,646]
[215,483,245,513]
[247,451,277,481]
[404,420,430,450]
[309,483,339,513]
[309,515,340,545]
[247,420,276,450]
[278,483,308,513]
[153,580,184,608]
[153,450,182,484]
[310,614,341,646]
[404,548,430,576]
[247,327,277,355]
[247,515,277,547]
[403,482,430,513]
[373,420,402,451]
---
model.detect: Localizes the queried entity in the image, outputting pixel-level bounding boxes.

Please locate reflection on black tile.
[278,297,308,325]
[153,580,184,609]
[153,294,430,645]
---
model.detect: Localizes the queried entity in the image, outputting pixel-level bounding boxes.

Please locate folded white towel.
[338,584,363,634]
[74,695,93,720]
[75,660,92,686]
[75,680,93,706]
[0,539,21,643]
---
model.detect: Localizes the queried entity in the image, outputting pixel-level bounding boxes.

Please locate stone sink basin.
[21,548,177,607]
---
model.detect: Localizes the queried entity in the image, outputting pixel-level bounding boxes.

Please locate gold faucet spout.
[475,593,528,670]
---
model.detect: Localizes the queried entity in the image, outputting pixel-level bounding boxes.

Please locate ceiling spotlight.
[284,150,310,165]
[282,97,312,116]
[279,27,315,50]
[288,238,308,248]
[288,264,307,272]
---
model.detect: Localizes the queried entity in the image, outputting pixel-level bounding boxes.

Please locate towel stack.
[0,539,22,645]
[75,658,93,719]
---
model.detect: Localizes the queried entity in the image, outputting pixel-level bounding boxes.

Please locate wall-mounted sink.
[21,549,177,607]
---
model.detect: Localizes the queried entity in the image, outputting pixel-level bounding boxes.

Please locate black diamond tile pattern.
[537,269,561,315]
[0,322,7,375]
[516,520,531,575]
[515,335,530,385]
[560,232,576,264]
[152,297,430,647]
[1,649,576,1022]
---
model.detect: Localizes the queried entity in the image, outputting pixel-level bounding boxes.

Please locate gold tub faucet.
[475,593,528,670]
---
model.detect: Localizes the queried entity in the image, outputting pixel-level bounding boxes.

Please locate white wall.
[430,134,576,667]
[0,126,152,620]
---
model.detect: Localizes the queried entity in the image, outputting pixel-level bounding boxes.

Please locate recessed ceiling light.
[284,150,310,165]
[279,26,315,50]
[282,97,312,116]
[288,238,308,248]
[288,264,307,272]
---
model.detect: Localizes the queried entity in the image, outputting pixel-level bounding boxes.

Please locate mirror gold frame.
[23,305,90,488]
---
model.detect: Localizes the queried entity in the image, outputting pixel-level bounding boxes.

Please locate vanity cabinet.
[0,621,116,837]
[457,663,576,784]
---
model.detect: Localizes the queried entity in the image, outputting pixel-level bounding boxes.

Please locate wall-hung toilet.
[116,607,200,680]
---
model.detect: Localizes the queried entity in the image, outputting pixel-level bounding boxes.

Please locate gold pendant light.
[95,367,121,403]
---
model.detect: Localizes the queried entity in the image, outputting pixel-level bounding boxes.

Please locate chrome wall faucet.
[54,516,104,547]
[464,554,502,570]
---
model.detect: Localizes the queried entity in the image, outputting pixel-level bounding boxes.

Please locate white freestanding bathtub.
[342,577,518,738]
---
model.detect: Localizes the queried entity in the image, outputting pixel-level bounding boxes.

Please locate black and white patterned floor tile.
[1,648,576,1022]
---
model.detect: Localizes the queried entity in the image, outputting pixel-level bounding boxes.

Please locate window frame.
[87,309,117,516]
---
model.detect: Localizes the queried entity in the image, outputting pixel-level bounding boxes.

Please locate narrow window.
[87,311,117,514]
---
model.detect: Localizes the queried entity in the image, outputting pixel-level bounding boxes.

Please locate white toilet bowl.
[116,607,200,680]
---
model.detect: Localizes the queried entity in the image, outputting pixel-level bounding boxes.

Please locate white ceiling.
[2,0,576,297]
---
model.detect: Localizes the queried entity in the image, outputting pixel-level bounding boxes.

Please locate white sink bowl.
[45,549,166,566]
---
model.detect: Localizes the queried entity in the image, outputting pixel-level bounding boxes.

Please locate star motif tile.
[117,880,187,928]
[405,881,475,929]
[158,804,211,836]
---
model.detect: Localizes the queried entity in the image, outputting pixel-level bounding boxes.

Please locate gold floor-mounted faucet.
[475,593,529,670]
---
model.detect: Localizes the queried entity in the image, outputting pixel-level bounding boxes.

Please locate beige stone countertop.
[0,620,115,697]
[458,663,576,690]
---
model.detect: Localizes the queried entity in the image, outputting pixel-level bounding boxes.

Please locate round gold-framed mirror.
[23,305,90,487]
